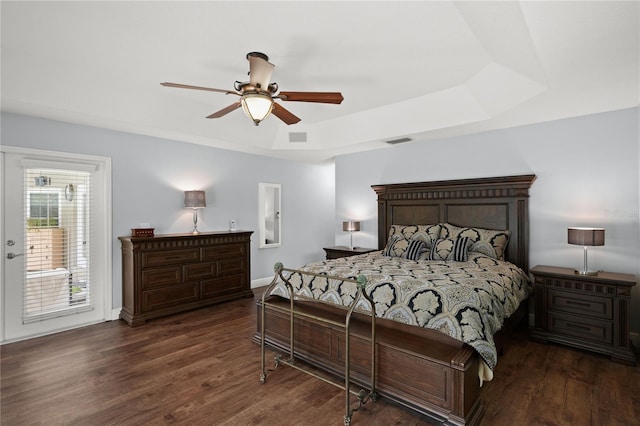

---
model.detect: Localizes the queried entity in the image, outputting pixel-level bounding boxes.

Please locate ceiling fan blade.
[206,102,242,119]
[272,103,301,125]
[161,82,238,95]
[247,53,275,91]
[277,91,344,104]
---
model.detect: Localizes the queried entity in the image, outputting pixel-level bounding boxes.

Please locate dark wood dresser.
[530,265,636,365]
[119,231,253,326]
[323,246,377,260]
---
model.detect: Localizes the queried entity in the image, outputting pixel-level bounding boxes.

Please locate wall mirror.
[258,182,281,248]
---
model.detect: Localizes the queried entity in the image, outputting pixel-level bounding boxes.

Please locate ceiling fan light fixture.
[241,92,274,125]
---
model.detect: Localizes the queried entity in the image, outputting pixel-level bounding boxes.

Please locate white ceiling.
[1,1,638,162]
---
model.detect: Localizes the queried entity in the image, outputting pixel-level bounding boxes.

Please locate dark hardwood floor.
[2,289,639,425]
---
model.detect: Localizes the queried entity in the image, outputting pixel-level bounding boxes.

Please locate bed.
[255,174,536,425]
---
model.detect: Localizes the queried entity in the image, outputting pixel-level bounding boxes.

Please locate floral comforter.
[270,251,531,370]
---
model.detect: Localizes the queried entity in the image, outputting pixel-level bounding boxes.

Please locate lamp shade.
[184,190,206,208]
[241,93,274,125]
[568,227,605,246]
[343,221,361,232]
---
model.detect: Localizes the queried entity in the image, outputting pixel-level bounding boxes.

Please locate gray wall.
[334,107,640,334]
[1,112,336,309]
[4,108,639,337]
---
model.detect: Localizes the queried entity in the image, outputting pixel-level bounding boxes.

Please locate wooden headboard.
[372,174,536,272]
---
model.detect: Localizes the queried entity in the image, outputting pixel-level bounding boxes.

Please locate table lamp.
[184,190,206,234]
[568,227,605,275]
[343,221,361,250]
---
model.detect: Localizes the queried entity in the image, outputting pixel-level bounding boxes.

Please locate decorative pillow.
[439,223,511,260]
[403,239,427,261]
[387,224,442,248]
[384,224,442,258]
[382,234,404,257]
[428,237,472,261]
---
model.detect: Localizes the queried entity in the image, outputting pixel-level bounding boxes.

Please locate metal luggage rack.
[259,263,377,426]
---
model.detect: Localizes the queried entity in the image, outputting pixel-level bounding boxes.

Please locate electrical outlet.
[230,220,236,231]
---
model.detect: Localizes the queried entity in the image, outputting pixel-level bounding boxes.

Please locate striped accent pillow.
[403,239,426,261]
[450,236,471,261]
[428,237,472,261]
[439,223,511,260]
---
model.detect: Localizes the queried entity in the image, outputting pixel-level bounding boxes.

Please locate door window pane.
[23,168,92,322]
[28,192,60,227]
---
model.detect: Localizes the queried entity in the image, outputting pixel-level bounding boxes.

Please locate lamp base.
[575,269,599,276]
[191,208,200,234]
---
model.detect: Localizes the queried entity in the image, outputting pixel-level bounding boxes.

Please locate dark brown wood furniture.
[256,175,536,426]
[530,265,636,365]
[323,245,377,259]
[119,231,253,326]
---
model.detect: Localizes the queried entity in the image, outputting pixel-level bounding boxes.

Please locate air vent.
[385,137,412,145]
[289,132,307,143]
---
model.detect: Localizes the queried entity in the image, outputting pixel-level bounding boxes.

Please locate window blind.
[23,167,93,322]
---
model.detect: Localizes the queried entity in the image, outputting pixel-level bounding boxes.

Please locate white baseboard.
[109,280,271,321]
[251,277,273,289]
[111,308,121,321]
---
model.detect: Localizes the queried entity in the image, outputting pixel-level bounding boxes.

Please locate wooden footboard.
[254,295,484,426]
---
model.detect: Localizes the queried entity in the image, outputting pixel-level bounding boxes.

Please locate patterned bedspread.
[270,251,531,370]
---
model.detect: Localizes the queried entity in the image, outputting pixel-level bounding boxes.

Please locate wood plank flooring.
[2,290,639,425]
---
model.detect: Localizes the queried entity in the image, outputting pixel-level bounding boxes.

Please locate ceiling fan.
[161,52,344,126]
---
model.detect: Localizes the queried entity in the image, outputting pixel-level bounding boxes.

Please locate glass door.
[2,149,111,342]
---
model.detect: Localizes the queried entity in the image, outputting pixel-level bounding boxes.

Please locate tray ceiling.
[1,1,638,162]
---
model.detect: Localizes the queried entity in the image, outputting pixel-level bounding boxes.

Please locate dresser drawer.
[142,267,182,289]
[547,311,612,345]
[547,289,611,320]
[142,248,199,267]
[219,258,246,277]
[184,263,216,281]
[142,283,199,312]
[201,275,245,299]
[202,244,245,260]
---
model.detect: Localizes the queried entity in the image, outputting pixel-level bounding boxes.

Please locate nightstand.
[530,265,636,365]
[323,246,377,260]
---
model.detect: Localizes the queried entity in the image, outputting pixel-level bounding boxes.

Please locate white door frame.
[1,151,5,343]
[1,146,112,343]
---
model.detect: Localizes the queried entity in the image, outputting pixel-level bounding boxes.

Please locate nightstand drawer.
[548,311,612,345]
[547,289,611,320]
